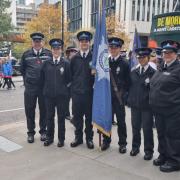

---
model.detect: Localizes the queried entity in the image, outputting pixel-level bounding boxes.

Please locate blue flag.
[92,0,112,137]
[129,27,141,69]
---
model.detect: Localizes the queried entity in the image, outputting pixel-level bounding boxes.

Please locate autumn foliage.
[23,4,71,49]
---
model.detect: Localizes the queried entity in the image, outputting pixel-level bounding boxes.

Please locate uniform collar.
[53,56,61,63]
[110,53,121,62]
[33,48,42,55]
[165,59,176,67]
[80,49,89,58]
[139,63,149,73]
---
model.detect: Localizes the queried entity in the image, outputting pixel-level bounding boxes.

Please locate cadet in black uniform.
[42,39,71,147]
[127,48,155,160]
[65,46,78,121]
[101,37,130,153]
[20,32,52,143]
[70,31,94,149]
[150,40,180,172]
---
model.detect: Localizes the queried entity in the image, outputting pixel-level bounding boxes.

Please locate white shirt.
[33,48,42,55]
[53,56,61,64]
[110,53,121,61]
[165,59,176,67]
[80,50,89,58]
[139,64,149,74]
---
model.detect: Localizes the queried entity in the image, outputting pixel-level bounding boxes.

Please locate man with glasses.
[150,40,180,172]
[20,32,52,143]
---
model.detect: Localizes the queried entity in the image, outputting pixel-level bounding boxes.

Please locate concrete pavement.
[1,109,180,180]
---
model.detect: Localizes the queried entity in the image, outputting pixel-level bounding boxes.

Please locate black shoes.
[40,133,47,141]
[160,162,180,173]
[57,141,64,147]
[101,143,110,151]
[27,135,34,143]
[44,140,54,146]
[153,156,166,166]
[86,140,94,149]
[119,145,127,154]
[144,153,153,161]
[70,139,83,147]
[130,148,140,156]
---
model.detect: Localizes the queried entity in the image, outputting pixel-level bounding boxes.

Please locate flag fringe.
[93,122,111,137]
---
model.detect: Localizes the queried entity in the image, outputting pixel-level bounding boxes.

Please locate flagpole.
[98,0,103,150]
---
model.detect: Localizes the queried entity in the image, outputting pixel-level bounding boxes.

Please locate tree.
[23,3,71,49]
[0,0,13,35]
[106,14,130,50]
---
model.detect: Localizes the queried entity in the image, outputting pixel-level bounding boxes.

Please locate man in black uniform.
[127,48,155,160]
[150,40,180,172]
[20,32,52,143]
[70,31,94,149]
[42,39,71,147]
[101,37,130,153]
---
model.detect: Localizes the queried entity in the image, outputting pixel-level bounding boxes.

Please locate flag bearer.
[101,37,130,153]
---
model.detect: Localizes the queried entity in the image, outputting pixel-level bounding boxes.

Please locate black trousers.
[154,107,180,166]
[131,108,154,154]
[24,91,46,136]
[8,77,15,88]
[72,93,93,141]
[45,95,67,142]
[2,77,10,89]
[103,97,127,146]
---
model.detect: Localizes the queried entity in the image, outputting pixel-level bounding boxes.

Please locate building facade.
[16,3,37,32]
[65,0,179,47]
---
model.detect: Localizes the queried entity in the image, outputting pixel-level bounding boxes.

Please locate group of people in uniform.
[20,31,180,173]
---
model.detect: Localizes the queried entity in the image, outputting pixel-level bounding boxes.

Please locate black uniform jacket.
[127,65,155,110]
[41,57,71,98]
[150,59,180,112]
[20,48,52,94]
[70,51,94,95]
[109,56,130,99]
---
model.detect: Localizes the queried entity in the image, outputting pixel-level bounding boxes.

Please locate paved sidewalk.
[0,109,180,180]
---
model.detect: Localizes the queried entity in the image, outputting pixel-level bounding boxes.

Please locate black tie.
[141,67,144,75]
[112,58,115,62]
[37,51,40,57]
[55,59,58,65]
[83,53,86,59]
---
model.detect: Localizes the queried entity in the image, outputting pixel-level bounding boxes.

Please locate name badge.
[116,67,120,74]
[163,72,170,76]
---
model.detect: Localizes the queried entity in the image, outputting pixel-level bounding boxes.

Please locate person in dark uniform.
[70,31,94,149]
[101,37,130,153]
[150,40,180,172]
[20,32,52,143]
[41,38,71,147]
[65,46,78,121]
[127,48,155,160]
